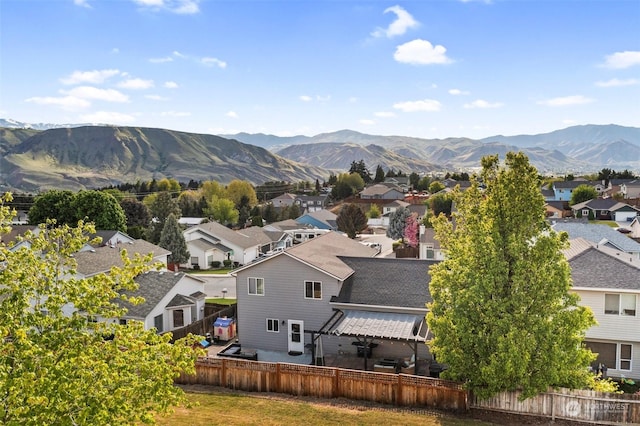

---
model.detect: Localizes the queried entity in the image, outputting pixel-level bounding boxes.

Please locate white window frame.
[248,277,264,296]
[424,244,435,259]
[304,280,322,300]
[604,293,636,316]
[620,344,632,371]
[266,318,279,333]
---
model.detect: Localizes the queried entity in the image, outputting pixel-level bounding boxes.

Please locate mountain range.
[1,120,639,193]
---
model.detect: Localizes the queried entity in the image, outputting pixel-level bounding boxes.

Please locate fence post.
[221,358,227,388]
[276,363,281,394]
[551,393,555,421]
[334,368,340,398]
[397,375,403,407]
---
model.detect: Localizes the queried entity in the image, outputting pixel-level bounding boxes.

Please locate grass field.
[155,390,493,426]
[205,297,236,305]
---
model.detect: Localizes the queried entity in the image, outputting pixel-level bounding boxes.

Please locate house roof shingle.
[74,239,170,277]
[334,257,436,308]
[552,222,640,253]
[121,271,192,318]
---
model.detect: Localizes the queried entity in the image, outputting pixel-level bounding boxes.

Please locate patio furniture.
[373,358,399,373]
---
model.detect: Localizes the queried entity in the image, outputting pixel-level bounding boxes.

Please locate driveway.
[192,274,236,299]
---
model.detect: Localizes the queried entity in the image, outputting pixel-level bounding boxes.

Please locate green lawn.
[591,220,618,227]
[205,297,236,305]
[187,268,234,275]
[155,390,493,426]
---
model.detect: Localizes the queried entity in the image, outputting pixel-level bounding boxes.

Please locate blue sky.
[1,0,639,139]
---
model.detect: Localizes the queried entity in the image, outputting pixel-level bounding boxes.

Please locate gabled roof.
[383,200,410,208]
[296,209,337,229]
[419,227,441,248]
[360,184,402,197]
[551,222,640,253]
[0,224,38,246]
[564,239,640,291]
[187,221,259,250]
[264,219,312,231]
[74,239,170,277]
[407,204,428,217]
[121,271,195,318]
[334,257,435,308]
[284,232,378,280]
[166,293,196,308]
[189,237,232,252]
[571,198,638,212]
[553,180,599,189]
[236,226,273,246]
[545,201,568,211]
[272,193,297,201]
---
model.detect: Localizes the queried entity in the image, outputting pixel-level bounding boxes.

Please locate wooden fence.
[169,305,236,342]
[471,387,640,425]
[176,357,468,412]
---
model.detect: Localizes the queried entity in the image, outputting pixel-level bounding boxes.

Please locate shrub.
[193,265,200,270]
[210,261,221,268]
[223,259,232,267]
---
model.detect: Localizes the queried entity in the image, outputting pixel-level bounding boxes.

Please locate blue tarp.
[213,317,234,328]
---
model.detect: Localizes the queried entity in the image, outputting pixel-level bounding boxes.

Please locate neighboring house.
[570,199,640,222]
[178,217,206,228]
[621,180,640,199]
[82,230,135,251]
[564,238,640,380]
[407,203,428,220]
[545,201,570,218]
[295,209,338,230]
[552,180,603,201]
[419,226,446,261]
[183,221,275,268]
[382,200,410,216]
[73,239,171,278]
[294,194,329,212]
[360,184,404,200]
[115,271,207,333]
[607,179,636,198]
[11,210,29,225]
[271,193,297,208]
[541,187,556,202]
[630,217,640,239]
[232,232,379,358]
[383,176,410,191]
[0,224,40,251]
[551,221,640,259]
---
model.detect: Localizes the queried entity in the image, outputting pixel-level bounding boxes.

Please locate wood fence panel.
[279,364,336,399]
[337,369,397,405]
[224,360,277,393]
[400,375,467,412]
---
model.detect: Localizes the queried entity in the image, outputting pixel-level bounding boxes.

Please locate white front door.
[287,320,304,354]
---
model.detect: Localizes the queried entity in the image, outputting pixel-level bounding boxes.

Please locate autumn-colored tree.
[427,152,595,399]
[0,193,200,425]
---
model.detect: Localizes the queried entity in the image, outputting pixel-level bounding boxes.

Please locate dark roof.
[569,247,640,290]
[334,257,437,308]
[553,180,599,189]
[545,201,569,210]
[74,239,170,277]
[580,198,621,210]
[166,293,196,308]
[0,224,37,246]
[407,204,427,217]
[121,271,189,318]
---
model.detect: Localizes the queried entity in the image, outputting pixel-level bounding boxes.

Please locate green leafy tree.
[409,172,420,189]
[159,213,190,266]
[429,181,445,194]
[0,195,200,425]
[237,195,252,228]
[261,203,278,224]
[201,180,226,202]
[72,190,127,232]
[367,204,381,218]
[120,198,151,239]
[288,203,301,220]
[205,197,239,225]
[337,203,368,239]
[429,193,453,217]
[374,165,386,183]
[349,160,372,183]
[427,152,596,400]
[386,206,410,242]
[417,176,431,191]
[570,184,598,206]
[146,192,181,244]
[28,190,77,225]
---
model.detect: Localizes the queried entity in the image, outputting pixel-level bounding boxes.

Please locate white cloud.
[173,50,186,58]
[537,95,594,107]
[145,94,169,101]
[80,111,136,124]
[74,0,91,8]
[132,0,200,14]
[225,111,239,119]
[371,5,419,38]
[117,78,154,89]
[201,57,227,68]
[149,56,174,63]
[449,88,470,96]
[299,95,313,102]
[393,99,442,112]
[62,86,129,102]
[160,111,191,117]
[595,78,639,88]
[359,119,375,125]
[25,96,91,110]
[601,51,640,69]
[394,39,452,65]
[164,81,179,89]
[374,111,396,118]
[463,99,503,109]
[60,69,121,85]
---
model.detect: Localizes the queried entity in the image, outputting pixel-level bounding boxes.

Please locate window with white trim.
[620,344,632,370]
[266,318,279,333]
[248,277,264,295]
[604,293,636,316]
[304,281,322,299]
[425,244,435,259]
[586,341,634,371]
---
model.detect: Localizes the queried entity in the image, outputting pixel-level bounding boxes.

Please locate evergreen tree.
[336,203,368,239]
[386,206,410,242]
[159,213,190,266]
[374,165,385,183]
[146,192,181,244]
[262,203,278,224]
[427,152,596,399]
